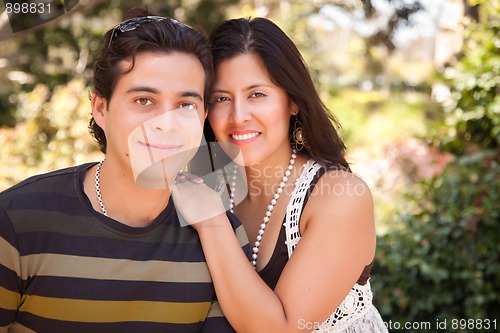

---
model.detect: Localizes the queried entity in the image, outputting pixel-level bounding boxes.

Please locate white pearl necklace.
[229,150,297,269]
[95,160,108,216]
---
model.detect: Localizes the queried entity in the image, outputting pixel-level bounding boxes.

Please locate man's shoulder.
[0,163,94,201]
[225,211,243,231]
[226,212,250,257]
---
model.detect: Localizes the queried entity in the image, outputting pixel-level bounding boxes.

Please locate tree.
[363,0,423,87]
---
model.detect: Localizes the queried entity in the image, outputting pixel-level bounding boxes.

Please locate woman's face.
[208,53,295,167]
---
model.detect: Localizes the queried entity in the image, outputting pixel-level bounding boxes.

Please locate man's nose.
[148,108,180,133]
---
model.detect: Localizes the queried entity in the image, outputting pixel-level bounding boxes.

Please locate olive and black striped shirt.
[0,163,249,333]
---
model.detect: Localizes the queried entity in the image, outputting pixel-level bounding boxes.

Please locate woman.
[174,17,387,333]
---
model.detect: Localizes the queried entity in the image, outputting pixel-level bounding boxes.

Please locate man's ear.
[203,109,208,121]
[92,94,108,128]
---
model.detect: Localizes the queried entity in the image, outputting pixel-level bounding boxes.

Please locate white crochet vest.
[284,160,375,333]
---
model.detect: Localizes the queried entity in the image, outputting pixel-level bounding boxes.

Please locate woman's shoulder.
[303,160,373,225]
[308,159,372,200]
[299,159,376,261]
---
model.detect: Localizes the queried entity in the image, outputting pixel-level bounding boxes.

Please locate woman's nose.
[229,100,252,125]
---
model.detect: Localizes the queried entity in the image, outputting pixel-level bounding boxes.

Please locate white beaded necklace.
[95,160,108,216]
[229,150,297,269]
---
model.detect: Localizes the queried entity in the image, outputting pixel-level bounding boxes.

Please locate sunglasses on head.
[107,16,191,49]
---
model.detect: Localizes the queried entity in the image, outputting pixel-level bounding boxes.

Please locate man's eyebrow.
[126,87,160,94]
[126,88,203,101]
[181,91,203,102]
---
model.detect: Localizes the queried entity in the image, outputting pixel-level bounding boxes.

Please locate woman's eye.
[135,98,153,106]
[213,96,230,103]
[250,92,266,98]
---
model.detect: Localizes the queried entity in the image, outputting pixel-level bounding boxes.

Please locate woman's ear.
[92,94,108,129]
[290,102,299,116]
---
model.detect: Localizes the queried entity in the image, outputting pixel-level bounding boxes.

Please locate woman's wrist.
[192,212,231,232]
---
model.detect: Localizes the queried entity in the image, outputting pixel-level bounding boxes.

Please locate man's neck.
[84,162,172,228]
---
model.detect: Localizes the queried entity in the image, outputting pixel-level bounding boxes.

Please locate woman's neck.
[243,149,308,204]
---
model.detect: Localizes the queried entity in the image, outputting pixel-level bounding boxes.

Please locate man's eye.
[135,98,153,106]
[180,103,197,110]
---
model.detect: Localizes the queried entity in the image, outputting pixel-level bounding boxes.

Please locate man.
[0,8,248,332]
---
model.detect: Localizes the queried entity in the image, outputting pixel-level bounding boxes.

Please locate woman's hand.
[171,172,227,229]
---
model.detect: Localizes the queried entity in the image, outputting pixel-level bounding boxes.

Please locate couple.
[0,7,387,333]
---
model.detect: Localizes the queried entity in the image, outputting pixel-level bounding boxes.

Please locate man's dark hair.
[90,8,213,153]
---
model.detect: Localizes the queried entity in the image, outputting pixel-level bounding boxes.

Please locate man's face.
[93,51,206,187]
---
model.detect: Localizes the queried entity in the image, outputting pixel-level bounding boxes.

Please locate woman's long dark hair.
[206,17,349,170]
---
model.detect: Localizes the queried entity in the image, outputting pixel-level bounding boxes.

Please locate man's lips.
[139,142,183,150]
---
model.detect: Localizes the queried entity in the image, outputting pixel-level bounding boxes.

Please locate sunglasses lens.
[110,17,167,47]
[118,17,150,32]
[119,21,141,33]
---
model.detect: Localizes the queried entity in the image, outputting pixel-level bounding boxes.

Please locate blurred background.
[0,0,498,331]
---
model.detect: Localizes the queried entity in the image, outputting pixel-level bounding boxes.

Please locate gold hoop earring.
[291,118,306,151]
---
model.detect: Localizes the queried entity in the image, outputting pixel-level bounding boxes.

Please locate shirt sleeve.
[226,212,252,261]
[198,213,250,332]
[0,207,22,329]
[199,300,236,333]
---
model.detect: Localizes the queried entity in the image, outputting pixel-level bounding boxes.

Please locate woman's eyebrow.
[244,84,272,90]
[211,84,272,94]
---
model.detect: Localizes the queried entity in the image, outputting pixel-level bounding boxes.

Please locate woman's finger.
[179,172,204,184]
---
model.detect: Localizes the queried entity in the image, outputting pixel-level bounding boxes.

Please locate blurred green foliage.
[0,80,103,190]
[373,151,499,332]
[435,1,499,155]
[328,89,435,149]
[372,2,500,330]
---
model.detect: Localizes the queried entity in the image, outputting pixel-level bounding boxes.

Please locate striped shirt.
[0,163,249,333]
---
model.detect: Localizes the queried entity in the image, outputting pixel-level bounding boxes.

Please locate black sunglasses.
[107,16,191,49]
